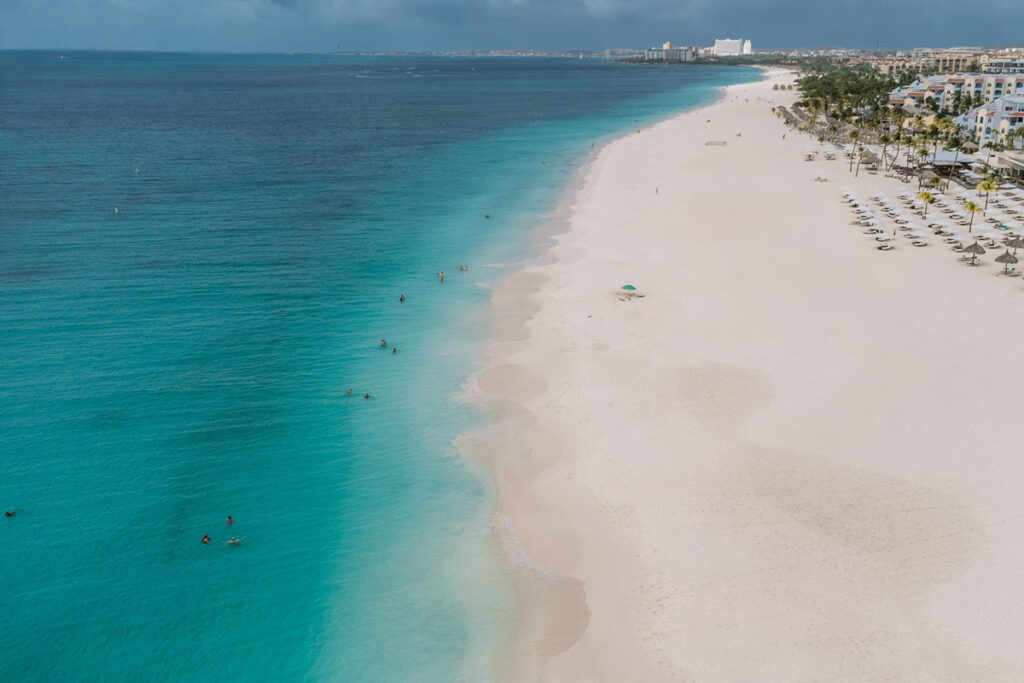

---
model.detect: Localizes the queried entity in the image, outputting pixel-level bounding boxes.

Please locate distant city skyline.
[2,0,1024,53]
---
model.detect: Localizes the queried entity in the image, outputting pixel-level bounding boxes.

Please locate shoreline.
[464,63,1024,681]
[459,71,771,680]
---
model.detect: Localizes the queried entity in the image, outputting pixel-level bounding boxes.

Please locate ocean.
[0,51,757,681]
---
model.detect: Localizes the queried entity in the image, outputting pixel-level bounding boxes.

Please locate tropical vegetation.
[792,65,1023,187]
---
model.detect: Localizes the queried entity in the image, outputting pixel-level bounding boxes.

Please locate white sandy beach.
[471,67,1024,681]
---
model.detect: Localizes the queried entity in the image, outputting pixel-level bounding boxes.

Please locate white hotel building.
[890,73,1024,112]
[955,95,1024,147]
[712,39,752,57]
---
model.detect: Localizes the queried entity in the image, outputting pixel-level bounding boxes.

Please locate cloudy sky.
[2,0,1022,52]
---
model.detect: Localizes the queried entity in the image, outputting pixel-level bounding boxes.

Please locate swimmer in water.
[392,347,398,354]
[4,510,16,518]
[400,294,405,302]
[202,534,211,544]
[347,387,352,395]
[364,393,371,399]
[226,516,233,526]
[381,338,387,347]
[226,537,242,546]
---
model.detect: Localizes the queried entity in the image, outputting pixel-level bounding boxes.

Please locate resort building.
[909,47,984,73]
[955,94,1024,147]
[643,43,695,62]
[983,56,1024,75]
[994,149,1024,183]
[713,39,746,57]
[867,56,914,76]
[890,74,1024,113]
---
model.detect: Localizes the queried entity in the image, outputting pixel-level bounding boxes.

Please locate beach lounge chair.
[912,240,928,247]
[877,244,894,251]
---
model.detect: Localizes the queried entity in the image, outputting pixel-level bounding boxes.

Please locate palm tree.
[983,140,1005,172]
[977,179,999,212]
[854,144,865,177]
[1007,128,1023,151]
[943,136,963,189]
[878,133,892,169]
[848,130,860,172]
[926,123,942,164]
[964,200,982,233]
[890,132,912,172]
[919,191,935,216]
[915,146,930,188]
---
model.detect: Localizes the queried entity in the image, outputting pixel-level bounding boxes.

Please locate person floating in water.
[439,272,445,282]
[226,516,233,526]
[4,510,16,518]
[399,294,405,303]
[363,392,371,399]
[381,338,387,347]
[202,534,211,544]
[392,347,398,354]
[347,387,353,395]
[226,537,242,546]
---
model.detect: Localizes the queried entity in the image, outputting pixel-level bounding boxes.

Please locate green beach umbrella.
[621,284,636,291]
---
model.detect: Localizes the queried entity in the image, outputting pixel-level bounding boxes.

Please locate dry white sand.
[472,68,1024,681]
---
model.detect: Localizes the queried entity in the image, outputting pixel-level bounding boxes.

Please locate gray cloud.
[1,0,1022,52]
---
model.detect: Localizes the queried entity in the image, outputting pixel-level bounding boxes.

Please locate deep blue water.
[0,51,758,681]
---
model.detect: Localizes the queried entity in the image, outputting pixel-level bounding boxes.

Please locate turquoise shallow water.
[0,52,758,680]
